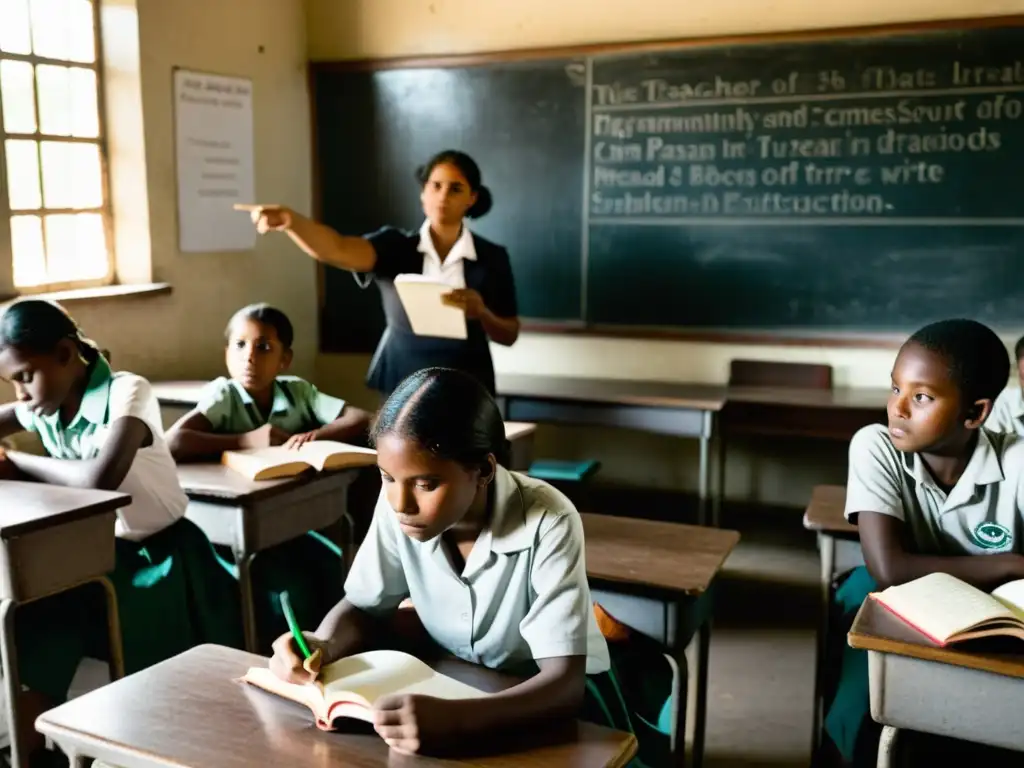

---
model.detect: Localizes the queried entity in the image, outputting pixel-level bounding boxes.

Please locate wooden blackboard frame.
[309,14,1024,352]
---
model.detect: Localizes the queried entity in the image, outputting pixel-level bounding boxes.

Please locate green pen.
[279,591,312,660]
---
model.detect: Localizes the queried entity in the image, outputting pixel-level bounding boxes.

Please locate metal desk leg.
[698,411,713,527]
[0,599,25,768]
[877,725,899,768]
[668,624,689,768]
[812,533,836,758]
[691,621,712,768]
[714,431,726,529]
[236,551,260,653]
[97,575,125,681]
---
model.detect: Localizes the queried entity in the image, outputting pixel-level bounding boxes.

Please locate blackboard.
[312,20,1024,352]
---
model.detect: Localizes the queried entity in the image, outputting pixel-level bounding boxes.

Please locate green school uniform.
[195,376,349,649]
[13,358,243,700]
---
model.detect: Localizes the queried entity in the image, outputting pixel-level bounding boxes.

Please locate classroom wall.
[309,0,1021,507]
[0,0,316,403]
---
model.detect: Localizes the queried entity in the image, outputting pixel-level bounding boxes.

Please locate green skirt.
[15,517,244,701]
[214,530,345,653]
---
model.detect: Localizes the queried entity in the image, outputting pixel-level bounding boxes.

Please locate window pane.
[4,139,42,209]
[0,60,37,134]
[29,0,95,63]
[44,212,106,282]
[11,214,46,287]
[36,65,99,138]
[40,141,102,208]
[0,0,33,55]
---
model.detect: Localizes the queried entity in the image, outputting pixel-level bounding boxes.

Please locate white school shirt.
[417,219,477,288]
[845,423,1024,555]
[344,465,611,674]
[15,358,187,541]
[988,387,1024,437]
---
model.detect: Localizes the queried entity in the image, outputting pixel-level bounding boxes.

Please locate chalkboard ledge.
[519,320,908,349]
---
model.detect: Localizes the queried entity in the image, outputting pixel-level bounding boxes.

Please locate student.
[825,318,1024,766]
[986,334,1024,436]
[268,367,631,755]
[0,299,242,764]
[243,150,520,399]
[166,303,373,645]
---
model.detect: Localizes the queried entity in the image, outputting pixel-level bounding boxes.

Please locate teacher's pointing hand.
[235,204,293,234]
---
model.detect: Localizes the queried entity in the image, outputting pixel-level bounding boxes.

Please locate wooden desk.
[802,484,858,757]
[151,382,537,471]
[36,644,638,768]
[177,464,361,653]
[581,513,739,768]
[0,483,130,768]
[496,374,727,526]
[849,597,1024,766]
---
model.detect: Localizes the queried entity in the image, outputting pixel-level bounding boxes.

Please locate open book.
[872,571,1024,646]
[222,441,377,481]
[394,274,467,339]
[241,650,484,730]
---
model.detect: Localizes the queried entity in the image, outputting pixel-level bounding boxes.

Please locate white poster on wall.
[174,69,256,252]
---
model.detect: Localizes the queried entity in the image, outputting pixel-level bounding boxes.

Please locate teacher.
[246,150,519,398]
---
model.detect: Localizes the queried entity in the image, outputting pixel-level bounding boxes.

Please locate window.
[0,0,111,293]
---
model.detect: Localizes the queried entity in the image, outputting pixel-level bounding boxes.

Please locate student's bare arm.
[480,312,520,347]
[454,655,585,733]
[313,405,373,444]
[166,410,287,461]
[5,416,152,490]
[248,206,377,273]
[0,404,23,441]
[859,511,1024,589]
[314,598,388,662]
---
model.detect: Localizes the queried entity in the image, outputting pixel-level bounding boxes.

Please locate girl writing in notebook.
[0,300,241,765]
[270,367,630,754]
[241,150,520,398]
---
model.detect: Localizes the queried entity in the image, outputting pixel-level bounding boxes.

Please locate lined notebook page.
[874,572,1012,643]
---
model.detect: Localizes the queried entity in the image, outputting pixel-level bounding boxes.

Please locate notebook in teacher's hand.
[241,650,483,730]
[871,571,1024,646]
[393,274,468,340]
[221,441,377,481]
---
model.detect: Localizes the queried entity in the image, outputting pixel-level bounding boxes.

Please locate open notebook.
[871,571,1024,646]
[393,274,467,339]
[241,650,484,730]
[222,441,377,481]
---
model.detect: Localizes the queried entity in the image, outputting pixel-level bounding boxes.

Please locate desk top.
[36,645,637,768]
[849,597,1024,680]
[581,513,739,596]
[726,385,888,411]
[497,373,728,412]
[177,463,358,503]
[0,482,129,537]
[803,485,857,536]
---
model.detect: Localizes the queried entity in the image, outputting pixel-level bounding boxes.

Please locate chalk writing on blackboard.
[588,58,1024,225]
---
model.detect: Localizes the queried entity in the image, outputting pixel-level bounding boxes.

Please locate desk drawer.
[0,512,117,602]
[868,651,1024,752]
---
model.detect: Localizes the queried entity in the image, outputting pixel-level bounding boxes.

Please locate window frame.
[0,0,114,297]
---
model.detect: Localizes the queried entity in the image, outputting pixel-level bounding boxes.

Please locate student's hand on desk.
[442,289,486,320]
[241,424,291,450]
[284,430,319,450]
[269,631,329,684]
[373,694,463,755]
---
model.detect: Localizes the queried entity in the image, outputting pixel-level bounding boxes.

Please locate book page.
[992,578,1024,619]
[394,274,467,340]
[297,441,377,471]
[221,448,313,480]
[874,572,1013,643]
[241,667,326,719]
[322,650,483,709]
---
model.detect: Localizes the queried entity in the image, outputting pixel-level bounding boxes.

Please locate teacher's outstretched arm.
[236,204,377,273]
